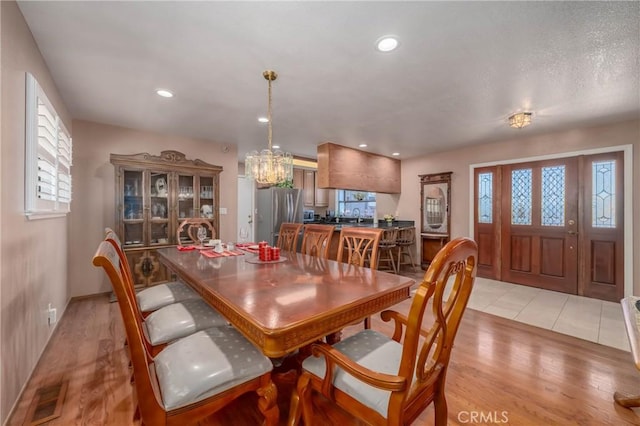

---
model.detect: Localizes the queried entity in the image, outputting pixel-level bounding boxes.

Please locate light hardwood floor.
[7,285,640,425]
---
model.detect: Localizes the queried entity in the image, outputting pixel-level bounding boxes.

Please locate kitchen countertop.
[306,220,415,231]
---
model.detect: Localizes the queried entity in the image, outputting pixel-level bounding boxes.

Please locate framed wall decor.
[419,171,452,268]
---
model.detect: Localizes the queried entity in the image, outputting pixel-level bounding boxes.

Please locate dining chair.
[93,241,279,426]
[177,218,216,246]
[300,224,335,259]
[276,222,304,252]
[377,227,398,274]
[336,227,383,329]
[396,226,418,272]
[103,229,228,355]
[105,228,200,314]
[336,227,383,268]
[288,237,478,426]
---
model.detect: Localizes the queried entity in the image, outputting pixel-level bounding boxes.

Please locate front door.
[474,152,624,302]
[500,158,579,294]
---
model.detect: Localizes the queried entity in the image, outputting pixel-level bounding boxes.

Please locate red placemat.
[201,250,244,258]
[236,243,260,254]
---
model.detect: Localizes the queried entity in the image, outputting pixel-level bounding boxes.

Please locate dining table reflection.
[156,247,415,358]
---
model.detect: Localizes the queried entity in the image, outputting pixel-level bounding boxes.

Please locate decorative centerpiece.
[383,214,395,224]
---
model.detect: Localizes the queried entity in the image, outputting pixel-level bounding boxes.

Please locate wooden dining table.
[156,247,415,358]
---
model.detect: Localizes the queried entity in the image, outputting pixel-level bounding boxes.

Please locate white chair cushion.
[154,326,273,410]
[137,281,200,313]
[302,329,402,418]
[144,299,228,345]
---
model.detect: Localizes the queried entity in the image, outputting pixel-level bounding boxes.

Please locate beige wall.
[396,119,640,294]
[0,2,72,422]
[69,120,238,297]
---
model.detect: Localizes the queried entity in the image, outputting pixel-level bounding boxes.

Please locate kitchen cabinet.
[111,150,222,287]
[419,171,452,269]
[293,168,304,190]
[303,170,328,207]
[317,142,401,193]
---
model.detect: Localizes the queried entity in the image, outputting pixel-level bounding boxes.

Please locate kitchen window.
[337,190,376,218]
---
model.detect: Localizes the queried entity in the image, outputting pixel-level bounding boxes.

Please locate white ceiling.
[17,1,640,162]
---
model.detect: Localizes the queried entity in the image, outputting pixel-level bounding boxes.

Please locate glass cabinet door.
[123,170,143,246]
[149,171,170,245]
[177,174,195,244]
[199,175,215,219]
[177,174,195,219]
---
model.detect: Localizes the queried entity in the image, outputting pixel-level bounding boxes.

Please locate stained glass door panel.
[500,158,579,294]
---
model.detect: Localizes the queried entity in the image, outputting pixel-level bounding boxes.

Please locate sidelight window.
[592,160,616,228]
[477,172,493,224]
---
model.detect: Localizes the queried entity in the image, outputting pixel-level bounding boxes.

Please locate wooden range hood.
[316,142,401,194]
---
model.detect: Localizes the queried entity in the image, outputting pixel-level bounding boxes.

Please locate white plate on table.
[248,244,260,250]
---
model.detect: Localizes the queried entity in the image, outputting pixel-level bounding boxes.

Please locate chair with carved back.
[288,237,478,426]
[336,227,383,268]
[93,241,279,426]
[377,227,398,274]
[103,229,228,356]
[104,228,201,315]
[176,218,216,246]
[300,224,335,259]
[276,222,303,252]
[336,227,383,329]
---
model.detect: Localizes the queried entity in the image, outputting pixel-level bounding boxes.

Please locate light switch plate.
[219,207,227,215]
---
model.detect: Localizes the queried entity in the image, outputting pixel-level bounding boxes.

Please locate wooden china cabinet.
[111,150,222,287]
[419,171,452,269]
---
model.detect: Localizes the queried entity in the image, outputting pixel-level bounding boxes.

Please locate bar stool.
[396,226,418,272]
[377,227,398,274]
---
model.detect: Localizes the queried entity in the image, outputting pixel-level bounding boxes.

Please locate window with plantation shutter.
[25,73,73,218]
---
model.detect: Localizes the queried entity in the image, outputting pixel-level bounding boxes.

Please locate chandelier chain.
[268,75,273,151]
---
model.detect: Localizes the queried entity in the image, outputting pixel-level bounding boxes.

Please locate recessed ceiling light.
[376,36,399,52]
[272,145,280,149]
[392,152,400,156]
[156,89,173,98]
[359,144,368,148]
[258,117,269,123]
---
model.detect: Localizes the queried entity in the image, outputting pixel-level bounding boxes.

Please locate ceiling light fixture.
[244,70,293,186]
[156,89,173,98]
[392,152,400,156]
[258,117,269,123]
[508,112,532,129]
[359,144,368,148]
[376,36,399,52]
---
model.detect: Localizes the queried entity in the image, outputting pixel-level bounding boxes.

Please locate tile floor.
[466,277,631,352]
[400,268,630,352]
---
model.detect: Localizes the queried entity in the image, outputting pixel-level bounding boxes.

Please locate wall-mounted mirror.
[420,172,451,234]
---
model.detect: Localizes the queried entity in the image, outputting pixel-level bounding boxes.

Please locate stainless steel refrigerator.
[255,188,303,246]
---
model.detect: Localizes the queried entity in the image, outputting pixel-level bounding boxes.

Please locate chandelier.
[244,70,293,186]
[508,112,532,129]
